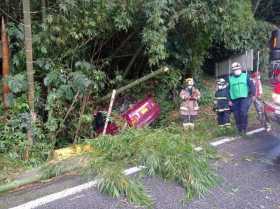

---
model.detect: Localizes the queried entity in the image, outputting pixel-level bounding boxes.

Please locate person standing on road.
[213,78,231,127]
[228,62,256,134]
[179,78,201,130]
[250,71,271,131]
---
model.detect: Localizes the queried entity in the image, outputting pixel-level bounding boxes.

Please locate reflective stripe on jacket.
[214,87,230,112]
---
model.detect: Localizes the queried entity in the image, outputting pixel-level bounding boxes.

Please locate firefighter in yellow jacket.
[180,78,201,129]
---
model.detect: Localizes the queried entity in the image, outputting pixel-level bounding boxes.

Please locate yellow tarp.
[52,144,93,161]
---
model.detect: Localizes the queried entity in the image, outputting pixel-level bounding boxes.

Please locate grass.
[0,154,25,184]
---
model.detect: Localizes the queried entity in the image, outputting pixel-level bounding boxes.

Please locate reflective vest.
[229,73,249,100]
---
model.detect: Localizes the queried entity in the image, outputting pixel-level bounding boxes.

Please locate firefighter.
[251,71,271,131]
[228,62,256,134]
[179,78,201,129]
[251,71,263,121]
[214,78,231,127]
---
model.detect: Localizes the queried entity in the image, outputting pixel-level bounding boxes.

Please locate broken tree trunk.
[97,67,169,103]
[1,17,10,110]
[0,156,90,193]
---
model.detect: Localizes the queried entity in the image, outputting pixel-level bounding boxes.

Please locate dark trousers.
[217,111,230,125]
[181,115,196,123]
[232,97,251,133]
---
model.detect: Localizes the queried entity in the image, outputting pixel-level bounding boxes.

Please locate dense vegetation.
[0,0,278,206]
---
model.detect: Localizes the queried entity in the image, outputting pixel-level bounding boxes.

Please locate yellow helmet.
[185,78,194,86]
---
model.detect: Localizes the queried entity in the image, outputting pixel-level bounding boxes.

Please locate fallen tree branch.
[0,156,90,194]
[97,66,169,103]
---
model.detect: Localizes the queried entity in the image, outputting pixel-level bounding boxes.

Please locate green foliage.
[0,93,50,167]
[196,79,214,105]
[250,20,274,75]
[212,0,255,51]
[93,163,152,208]
[0,113,50,167]
[8,74,27,94]
[86,126,217,208]
[0,154,24,184]
[200,88,214,106]
[254,0,280,26]
[142,0,169,66]
[153,69,182,126]
[1,0,275,173]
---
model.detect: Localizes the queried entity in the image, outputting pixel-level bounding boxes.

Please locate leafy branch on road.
[85,126,218,208]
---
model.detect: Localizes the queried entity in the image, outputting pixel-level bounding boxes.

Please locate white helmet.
[231,62,241,71]
[216,78,226,85]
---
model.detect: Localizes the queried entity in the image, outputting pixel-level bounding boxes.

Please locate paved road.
[1,131,280,209]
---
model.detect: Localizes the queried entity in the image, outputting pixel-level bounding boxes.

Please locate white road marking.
[246,127,265,135]
[9,180,98,209]
[197,127,266,150]
[9,128,266,209]
[9,166,144,209]
[210,137,236,147]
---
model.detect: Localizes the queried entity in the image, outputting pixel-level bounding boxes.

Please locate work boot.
[241,131,247,137]
[183,123,188,129]
[189,123,195,130]
[183,123,192,130]
[266,123,272,132]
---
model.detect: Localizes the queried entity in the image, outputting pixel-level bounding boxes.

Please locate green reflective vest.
[229,73,249,100]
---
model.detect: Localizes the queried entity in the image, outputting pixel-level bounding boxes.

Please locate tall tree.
[22,0,35,160]
[1,17,10,110]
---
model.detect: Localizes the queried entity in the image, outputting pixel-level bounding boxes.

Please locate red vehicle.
[263,29,280,135]
[122,97,160,128]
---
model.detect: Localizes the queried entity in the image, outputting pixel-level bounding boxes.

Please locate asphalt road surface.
[1,131,280,209]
